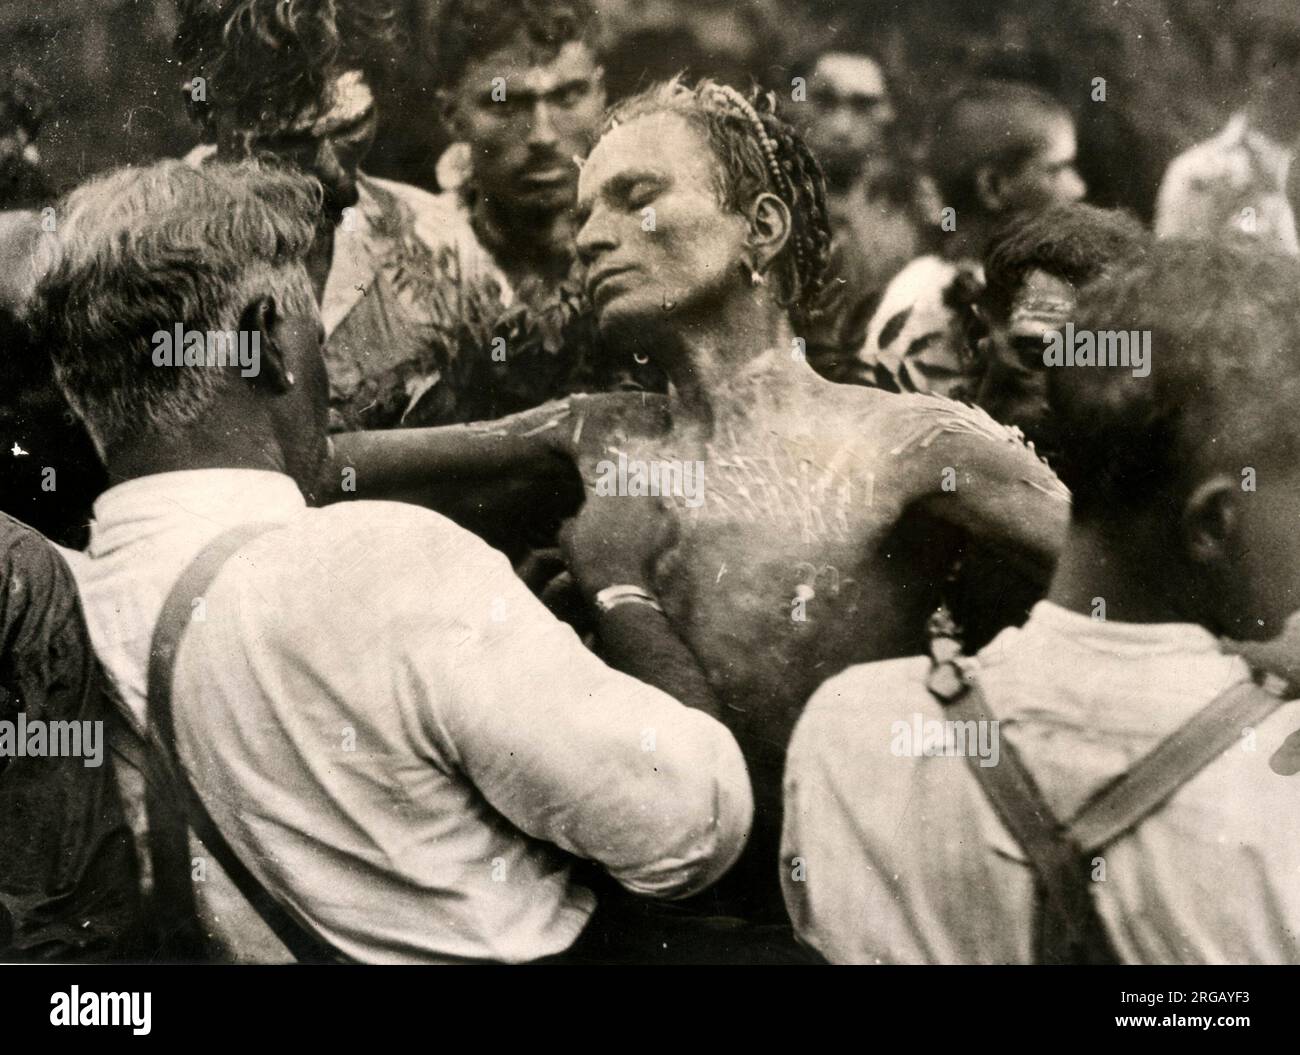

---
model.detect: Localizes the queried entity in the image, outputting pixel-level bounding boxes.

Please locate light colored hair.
[33,159,320,457]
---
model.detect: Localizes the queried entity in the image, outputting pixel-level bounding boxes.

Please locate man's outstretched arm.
[316,401,584,550]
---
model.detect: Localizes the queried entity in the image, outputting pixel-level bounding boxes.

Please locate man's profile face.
[802,53,894,189]
[449,38,605,215]
[233,70,378,223]
[998,115,1086,215]
[975,267,1073,454]
[575,112,749,340]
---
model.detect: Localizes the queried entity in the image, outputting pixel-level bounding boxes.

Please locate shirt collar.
[87,468,305,558]
[988,601,1254,736]
[1025,600,1223,657]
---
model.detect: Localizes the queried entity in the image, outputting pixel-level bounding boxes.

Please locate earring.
[750,267,767,287]
[633,352,650,366]
[285,370,296,387]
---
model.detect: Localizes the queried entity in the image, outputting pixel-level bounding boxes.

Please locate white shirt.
[782,601,1300,964]
[64,469,751,963]
[1154,111,1299,255]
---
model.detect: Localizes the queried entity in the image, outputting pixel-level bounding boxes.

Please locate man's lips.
[588,265,635,303]
[519,165,571,187]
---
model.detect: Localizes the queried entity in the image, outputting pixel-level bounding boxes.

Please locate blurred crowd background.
[2,0,1292,223]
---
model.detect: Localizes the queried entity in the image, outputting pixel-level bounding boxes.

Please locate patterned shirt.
[857,255,984,398]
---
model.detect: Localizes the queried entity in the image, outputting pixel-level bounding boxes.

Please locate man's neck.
[1045,521,1188,624]
[106,423,289,489]
[643,292,801,424]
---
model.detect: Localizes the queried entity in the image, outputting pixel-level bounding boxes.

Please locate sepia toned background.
[2,0,1295,220]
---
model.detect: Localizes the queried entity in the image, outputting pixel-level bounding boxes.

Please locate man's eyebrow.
[577,168,668,214]
[547,77,593,94]
[603,169,668,196]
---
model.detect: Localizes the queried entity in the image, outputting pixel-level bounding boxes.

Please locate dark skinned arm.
[315,401,583,554]
[560,492,724,724]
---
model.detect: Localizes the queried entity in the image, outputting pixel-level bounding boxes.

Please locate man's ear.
[237,294,293,395]
[436,87,464,137]
[973,165,1006,213]
[747,191,793,274]
[1183,474,1241,567]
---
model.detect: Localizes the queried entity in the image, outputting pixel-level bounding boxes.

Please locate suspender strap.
[932,671,1119,964]
[926,609,1288,965]
[145,521,345,964]
[1067,679,1284,853]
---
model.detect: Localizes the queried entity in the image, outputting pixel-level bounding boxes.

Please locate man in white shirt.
[784,238,1300,964]
[1154,10,1300,255]
[33,158,752,963]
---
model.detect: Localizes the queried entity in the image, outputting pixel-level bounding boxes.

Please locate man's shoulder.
[284,499,495,557]
[1162,121,1252,192]
[858,389,1047,459]
[0,513,86,663]
[224,501,504,597]
[793,655,938,765]
[0,512,76,601]
[361,173,451,219]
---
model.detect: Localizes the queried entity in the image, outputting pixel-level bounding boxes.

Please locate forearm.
[593,602,724,724]
[320,426,571,503]
[312,426,582,554]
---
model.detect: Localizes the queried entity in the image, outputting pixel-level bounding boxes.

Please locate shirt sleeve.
[393,509,754,899]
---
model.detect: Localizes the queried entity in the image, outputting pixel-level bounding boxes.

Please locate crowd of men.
[4,0,1300,965]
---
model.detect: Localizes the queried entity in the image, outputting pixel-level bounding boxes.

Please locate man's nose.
[576,208,616,268]
[528,101,560,149]
[828,109,857,138]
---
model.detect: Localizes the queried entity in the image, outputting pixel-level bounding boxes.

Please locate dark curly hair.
[604,77,833,331]
[434,0,600,89]
[982,203,1149,323]
[174,0,395,137]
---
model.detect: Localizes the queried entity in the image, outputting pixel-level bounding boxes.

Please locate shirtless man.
[330,80,1069,915]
